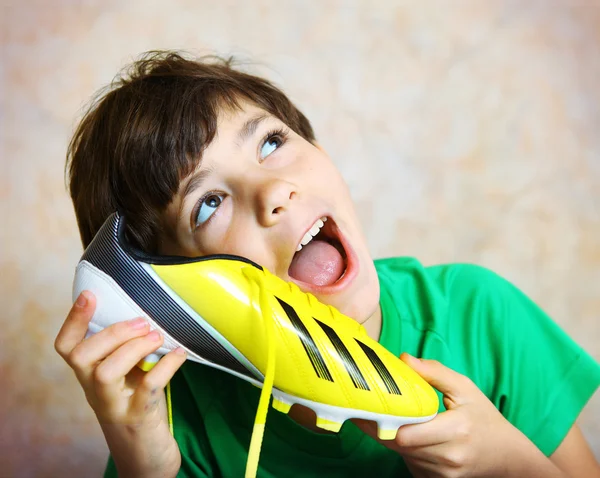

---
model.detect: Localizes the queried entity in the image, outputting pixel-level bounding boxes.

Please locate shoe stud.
[376,422,399,441]
[137,353,161,372]
[272,397,292,414]
[315,416,342,433]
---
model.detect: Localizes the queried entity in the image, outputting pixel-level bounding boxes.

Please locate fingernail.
[174,347,186,356]
[128,318,148,329]
[75,292,88,308]
[147,330,161,341]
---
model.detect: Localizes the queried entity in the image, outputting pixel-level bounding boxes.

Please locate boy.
[55,51,600,477]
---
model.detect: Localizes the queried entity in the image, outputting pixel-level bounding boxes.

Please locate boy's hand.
[355,354,566,478]
[55,291,187,478]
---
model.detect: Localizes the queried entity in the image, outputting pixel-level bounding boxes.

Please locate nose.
[254,177,297,227]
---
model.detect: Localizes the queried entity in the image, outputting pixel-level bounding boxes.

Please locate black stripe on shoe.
[355,340,402,395]
[315,319,370,391]
[276,297,333,382]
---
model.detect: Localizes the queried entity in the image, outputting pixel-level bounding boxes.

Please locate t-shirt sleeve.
[443,264,600,456]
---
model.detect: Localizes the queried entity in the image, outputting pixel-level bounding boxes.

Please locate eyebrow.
[236,113,269,147]
[178,166,214,224]
[182,167,213,200]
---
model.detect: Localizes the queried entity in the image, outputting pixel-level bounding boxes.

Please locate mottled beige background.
[2,0,599,476]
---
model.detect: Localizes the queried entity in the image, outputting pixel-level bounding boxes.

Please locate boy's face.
[161,101,380,323]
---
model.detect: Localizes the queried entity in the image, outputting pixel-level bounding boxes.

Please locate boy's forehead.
[213,101,282,153]
[217,100,272,130]
[186,100,278,177]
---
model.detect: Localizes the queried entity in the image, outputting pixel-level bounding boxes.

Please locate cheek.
[212,231,274,269]
[312,164,355,211]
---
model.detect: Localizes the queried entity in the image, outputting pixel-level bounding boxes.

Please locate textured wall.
[2,1,599,476]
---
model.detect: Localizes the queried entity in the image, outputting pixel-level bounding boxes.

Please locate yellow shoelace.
[166,380,173,436]
[243,267,277,478]
[165,267,276,478]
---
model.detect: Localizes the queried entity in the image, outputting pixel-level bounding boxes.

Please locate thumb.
[401,353,475,406]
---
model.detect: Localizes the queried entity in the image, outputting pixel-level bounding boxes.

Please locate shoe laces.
[242,267,277,478]
[241,267,364,477]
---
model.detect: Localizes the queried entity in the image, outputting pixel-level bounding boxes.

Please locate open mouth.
[288,216,354,292]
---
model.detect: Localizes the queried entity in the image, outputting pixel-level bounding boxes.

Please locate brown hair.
[67,50,315,252]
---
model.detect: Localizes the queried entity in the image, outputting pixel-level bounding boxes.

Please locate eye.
[195,193,223,227]
[259,131,285,160]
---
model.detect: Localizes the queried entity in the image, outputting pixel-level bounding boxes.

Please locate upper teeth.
[297,217,327,251]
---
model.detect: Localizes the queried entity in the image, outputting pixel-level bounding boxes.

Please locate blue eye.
[260,133,284,160]
[195,193,223,226]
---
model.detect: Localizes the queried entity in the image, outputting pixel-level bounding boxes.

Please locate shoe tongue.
[289,239,345,286]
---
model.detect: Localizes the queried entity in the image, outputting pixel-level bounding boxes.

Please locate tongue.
[289,239,345,286]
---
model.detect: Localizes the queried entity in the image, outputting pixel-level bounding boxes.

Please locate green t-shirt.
[105,258,600,477]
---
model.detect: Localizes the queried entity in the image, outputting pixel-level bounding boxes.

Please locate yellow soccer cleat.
[73,213,439,476]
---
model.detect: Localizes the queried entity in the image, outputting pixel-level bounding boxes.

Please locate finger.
[93,331,166,403]
[68,317,151,383]
[55,291,96,358]
[130,347,187,414]
[403,449,442,467]
[352,415,450,470]
[401,353,476,404]
[394,410,463,448]
[354,410,462,450]
[402,442,466,469]
[405,455,444,477]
